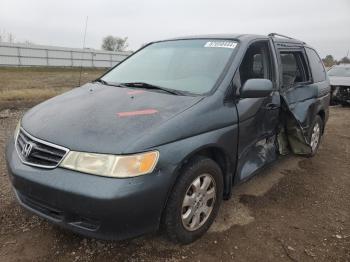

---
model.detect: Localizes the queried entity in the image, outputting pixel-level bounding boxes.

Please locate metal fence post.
[46,49,49,66]
[70,51,74,67]
[17,46,21,66]
[91,52,93,67]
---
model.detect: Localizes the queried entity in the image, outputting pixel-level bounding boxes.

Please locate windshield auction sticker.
[204,41,237,49]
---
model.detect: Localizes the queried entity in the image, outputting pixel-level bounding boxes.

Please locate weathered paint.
[21,84,203,154]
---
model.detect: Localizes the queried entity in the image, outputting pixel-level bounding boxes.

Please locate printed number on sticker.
[204,41,237,49]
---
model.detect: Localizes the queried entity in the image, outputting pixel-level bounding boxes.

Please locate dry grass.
[0,67,106,106]
[0,87,72,101]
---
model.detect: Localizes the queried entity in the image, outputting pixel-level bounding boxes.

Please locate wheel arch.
[159,144,234,231]
[317,109,326,133]
[170,145,233,201]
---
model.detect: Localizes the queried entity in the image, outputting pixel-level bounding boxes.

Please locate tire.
[162,156,223,244]
[307,115,323,157]
[330,99,338,106]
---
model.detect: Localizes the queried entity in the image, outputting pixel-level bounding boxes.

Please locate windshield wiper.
[121,82,183,95]
[94,80,184,95]
[94,79,109,85]
[93,79,128,88]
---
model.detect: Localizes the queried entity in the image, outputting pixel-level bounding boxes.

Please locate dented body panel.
[328,65,350,105]
[235,93,280,182]
[282,83,329,132]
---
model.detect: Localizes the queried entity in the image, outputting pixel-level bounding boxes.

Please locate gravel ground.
[0,106,349,262]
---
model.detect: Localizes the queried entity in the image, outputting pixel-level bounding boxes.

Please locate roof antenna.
[78,16,88,87]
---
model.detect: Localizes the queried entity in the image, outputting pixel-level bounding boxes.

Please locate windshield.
[328,66,350,77]
[101,39,237,95]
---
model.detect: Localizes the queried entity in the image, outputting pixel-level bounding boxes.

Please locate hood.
[329,76,350,86]
[22,83,202,154]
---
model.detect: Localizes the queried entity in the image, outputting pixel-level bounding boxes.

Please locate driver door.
[234,40,281,182]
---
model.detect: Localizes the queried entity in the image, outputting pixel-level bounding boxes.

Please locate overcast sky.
[1,0,349,59]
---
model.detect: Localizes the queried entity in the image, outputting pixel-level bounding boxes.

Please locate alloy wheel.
[181,174,216,231]
[310,122,321,152]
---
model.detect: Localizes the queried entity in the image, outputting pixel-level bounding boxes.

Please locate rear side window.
[280,51,310,89]
[305,47,326,83]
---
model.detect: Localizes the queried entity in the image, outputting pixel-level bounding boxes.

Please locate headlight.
[60,151,159,178]
[14,120,21,140]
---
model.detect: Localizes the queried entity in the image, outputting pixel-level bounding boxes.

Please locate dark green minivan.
[6,33,330,243]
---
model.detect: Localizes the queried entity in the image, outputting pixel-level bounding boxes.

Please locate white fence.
[0,42,132,68]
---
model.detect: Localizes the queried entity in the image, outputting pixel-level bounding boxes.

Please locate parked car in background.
[6,33,330,244]
[328,64,350,106]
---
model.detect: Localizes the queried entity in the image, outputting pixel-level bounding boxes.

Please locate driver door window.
[239,41,272,86]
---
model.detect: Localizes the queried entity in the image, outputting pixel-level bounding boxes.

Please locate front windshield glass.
[328,66,350,77]
[101,39,237,95]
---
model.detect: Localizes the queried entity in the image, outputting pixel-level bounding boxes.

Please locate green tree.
[101,36,129,51]
[322,55,336,67]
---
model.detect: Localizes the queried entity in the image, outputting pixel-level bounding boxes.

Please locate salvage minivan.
[6,33,330,244]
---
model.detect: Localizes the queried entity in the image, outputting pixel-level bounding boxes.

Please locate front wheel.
[162,156,223,244]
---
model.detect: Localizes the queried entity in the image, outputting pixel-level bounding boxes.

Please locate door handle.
[263,103,279,110]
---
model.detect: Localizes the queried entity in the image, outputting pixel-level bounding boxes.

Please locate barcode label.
[204,41,237,49]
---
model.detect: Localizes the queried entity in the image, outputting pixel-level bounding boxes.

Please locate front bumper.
[331,86,350,104]
[5,138,176,240]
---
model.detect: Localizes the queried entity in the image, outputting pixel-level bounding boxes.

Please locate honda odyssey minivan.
[6,33,330,244]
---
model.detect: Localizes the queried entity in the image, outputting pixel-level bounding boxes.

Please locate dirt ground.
[0,103,349,261]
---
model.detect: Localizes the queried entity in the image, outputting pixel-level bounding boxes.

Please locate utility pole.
[78,16,88,87]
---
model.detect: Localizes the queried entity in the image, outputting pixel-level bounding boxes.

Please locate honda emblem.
[22,142,34,158]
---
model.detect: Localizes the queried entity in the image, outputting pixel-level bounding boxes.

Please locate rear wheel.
[162,156,223,244]
[308,115,323,156]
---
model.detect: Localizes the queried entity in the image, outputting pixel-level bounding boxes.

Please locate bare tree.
[339,56,350,64]
[102,36,129,51]
[0,30,34,44]
[20,40,35,45]
[7,33,14,43]
[0,30,5,42]
[0,30,15,43]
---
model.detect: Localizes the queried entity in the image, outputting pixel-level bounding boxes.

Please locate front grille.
[16,128,69,168]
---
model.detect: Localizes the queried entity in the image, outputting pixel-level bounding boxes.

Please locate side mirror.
[240,79,273,98]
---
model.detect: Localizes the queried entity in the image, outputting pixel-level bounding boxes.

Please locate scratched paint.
[127,90,146,95]
[117,109,158,117]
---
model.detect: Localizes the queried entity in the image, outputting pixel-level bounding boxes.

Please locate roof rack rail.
[268,33,305,44]
[268,33,294,39]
